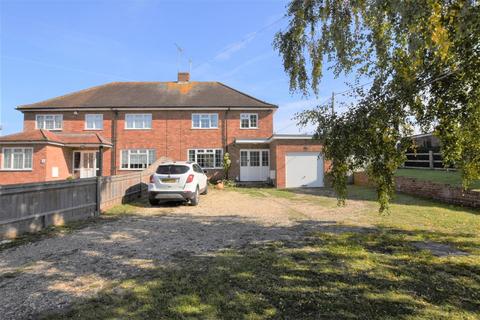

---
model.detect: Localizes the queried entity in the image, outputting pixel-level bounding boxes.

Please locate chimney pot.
[178,72,190,82]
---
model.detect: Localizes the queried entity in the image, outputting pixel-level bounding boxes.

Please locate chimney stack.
[177,72,190,82]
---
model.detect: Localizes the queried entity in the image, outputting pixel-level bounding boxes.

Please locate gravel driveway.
[0,189,367,319]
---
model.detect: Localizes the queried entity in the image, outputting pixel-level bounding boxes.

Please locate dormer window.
[36,114,63,130]
[240,113,258,129]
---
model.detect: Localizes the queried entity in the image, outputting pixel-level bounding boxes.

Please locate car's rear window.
[156,165,190,175]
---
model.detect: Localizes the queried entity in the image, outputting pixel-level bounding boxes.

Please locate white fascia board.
[234,139,270,144]
[269,135,314,141]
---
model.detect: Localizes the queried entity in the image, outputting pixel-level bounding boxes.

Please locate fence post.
[96,176,101,216]
[139,171,143,199]
[429,150,434,169]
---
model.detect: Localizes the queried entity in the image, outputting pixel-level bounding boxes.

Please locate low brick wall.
[353,171,480,208]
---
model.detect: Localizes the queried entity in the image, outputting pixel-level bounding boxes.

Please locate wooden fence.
[403,151,451,170]
[0,158,166,239]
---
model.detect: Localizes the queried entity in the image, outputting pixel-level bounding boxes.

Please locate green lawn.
[395,168,480,190]
[42,187,480,320]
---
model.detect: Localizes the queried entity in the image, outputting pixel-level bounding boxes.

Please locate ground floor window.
[188,149,222,168]
[121,149,156,170]
[2,147,33,170]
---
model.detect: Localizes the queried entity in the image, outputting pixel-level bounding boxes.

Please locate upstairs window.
[188,149,222,168]
[192,113,218,129]
[85,114,103,130]
[240,113,258,129]
[121,149,156,170]
[2,148,33,170]
[125,114,152,129]
[36,114,63,130]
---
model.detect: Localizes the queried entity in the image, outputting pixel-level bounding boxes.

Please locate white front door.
[79,151,97,178]
[240,149,270,181]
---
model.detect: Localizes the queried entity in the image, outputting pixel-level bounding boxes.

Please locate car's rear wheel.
[190,186,200,206]
[201,183,208,195]
[149,199,160,206]
[149,195,160,206]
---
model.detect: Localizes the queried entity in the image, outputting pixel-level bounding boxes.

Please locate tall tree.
[274,0,480,212]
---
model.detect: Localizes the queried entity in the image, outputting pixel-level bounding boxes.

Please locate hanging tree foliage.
[274,0,480,212]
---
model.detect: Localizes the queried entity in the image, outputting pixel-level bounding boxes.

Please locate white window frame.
[125,114,152,130]
[120,149,156,170]
[35,114,63,130]
[85,114,103,130]
[1,147,33,171]
[191,113,219,129]
[187,149,223,169]
[240,113,258,129]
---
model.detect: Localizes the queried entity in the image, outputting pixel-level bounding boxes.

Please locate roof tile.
[17,81,277,109]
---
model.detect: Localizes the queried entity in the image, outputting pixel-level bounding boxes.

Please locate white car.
[148,161,208,206]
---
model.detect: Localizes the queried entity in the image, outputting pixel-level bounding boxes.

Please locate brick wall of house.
[270,139,327,188]
[0,145,47,185]
[353,171,480,208]
[23,109,274,177]
[45,145,72,181]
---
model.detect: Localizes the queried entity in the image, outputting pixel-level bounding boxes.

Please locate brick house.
[0,72,326,187]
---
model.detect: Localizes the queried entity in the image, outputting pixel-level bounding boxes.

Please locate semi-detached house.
[0,72,327,188]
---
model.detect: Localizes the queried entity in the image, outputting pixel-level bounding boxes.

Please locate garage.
[285,152,324,188]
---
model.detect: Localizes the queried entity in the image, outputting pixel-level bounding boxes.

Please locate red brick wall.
[0,145,47,185]
[45,145,72,181]
[353,171,480,208]
[270,139,326,188]
[23,109,274,177]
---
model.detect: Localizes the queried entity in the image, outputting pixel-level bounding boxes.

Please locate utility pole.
[331,91,335,115]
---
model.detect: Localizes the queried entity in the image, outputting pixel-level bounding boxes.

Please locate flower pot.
[215,181,224,190]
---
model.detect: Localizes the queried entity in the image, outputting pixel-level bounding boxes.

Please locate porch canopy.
[0,129,112,148]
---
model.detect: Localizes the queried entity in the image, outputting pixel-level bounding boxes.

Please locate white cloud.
[279,97,327,111]
[214,32,257,61]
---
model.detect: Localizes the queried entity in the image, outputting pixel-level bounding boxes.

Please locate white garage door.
[285,152,324,188]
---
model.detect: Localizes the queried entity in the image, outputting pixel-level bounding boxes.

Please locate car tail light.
[150,174,155,183]
[186,174,194,183]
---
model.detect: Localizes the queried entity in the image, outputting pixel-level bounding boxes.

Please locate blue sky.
[0,0,353,136]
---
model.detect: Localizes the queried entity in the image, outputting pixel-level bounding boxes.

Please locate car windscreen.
[156,165,190,175]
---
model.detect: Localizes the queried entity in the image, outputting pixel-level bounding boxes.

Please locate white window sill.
[240,127,258,130]
[191,127,219,130]
[119,168,149,171]
[0,169,33,171]
[84,128,104,131]
[124,128,152,130]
